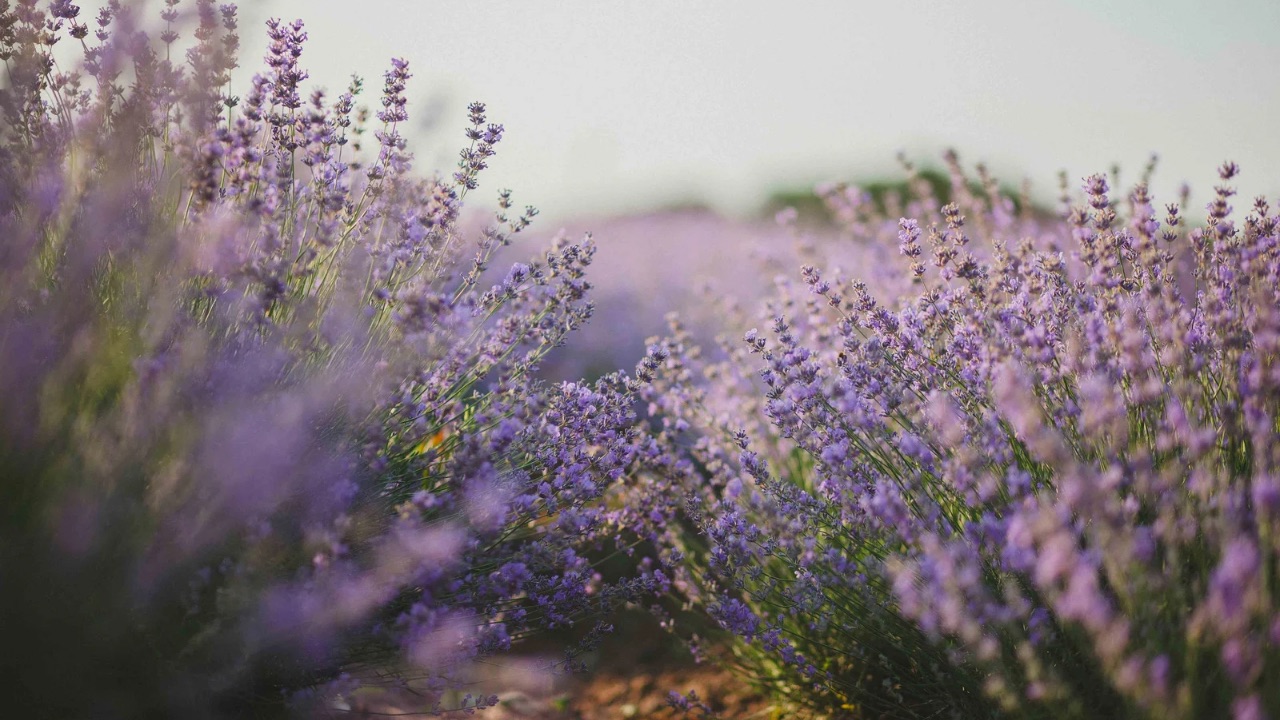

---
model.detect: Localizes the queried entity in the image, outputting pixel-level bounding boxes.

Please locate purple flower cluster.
[643,152,1280,718]
[0,2,675,716]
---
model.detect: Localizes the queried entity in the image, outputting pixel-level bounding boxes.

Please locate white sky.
[230,0,1280,220]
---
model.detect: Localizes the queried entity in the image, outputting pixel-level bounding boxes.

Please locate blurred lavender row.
[536,201,916,383]
[0,2,672,715]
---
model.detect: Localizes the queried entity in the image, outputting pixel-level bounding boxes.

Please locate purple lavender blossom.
[642,150,1280,718]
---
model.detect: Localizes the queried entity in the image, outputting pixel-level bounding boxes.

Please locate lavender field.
[3,2,1280,718]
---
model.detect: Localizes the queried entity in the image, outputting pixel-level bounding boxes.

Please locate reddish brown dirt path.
[341,614,774,718]
[341,656,772,719]
[460,655,772,720]
[472,620,774,719]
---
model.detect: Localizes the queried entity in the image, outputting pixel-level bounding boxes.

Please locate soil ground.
[497,645,773,720]
[527,612,772,719]
[342,612,775,719]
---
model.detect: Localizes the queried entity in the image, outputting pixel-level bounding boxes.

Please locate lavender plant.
[647,153,1280,719]
[0,2,668,715]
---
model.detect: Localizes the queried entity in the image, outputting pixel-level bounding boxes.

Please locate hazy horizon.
[188,1,1280,221]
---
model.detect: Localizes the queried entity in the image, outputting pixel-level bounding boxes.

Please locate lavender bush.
[7,2,1279,718]
[645,154,1280,719]
[0,2,670,715]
